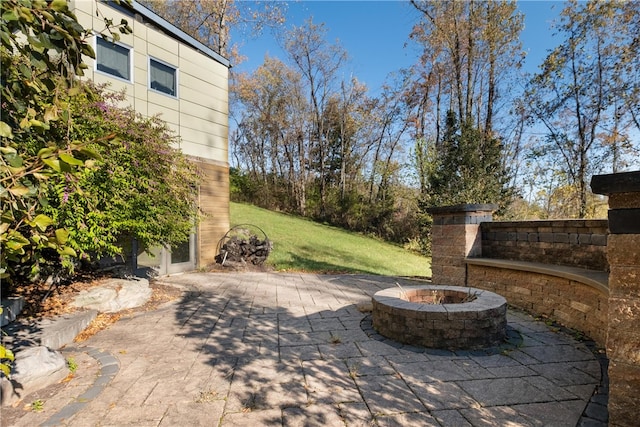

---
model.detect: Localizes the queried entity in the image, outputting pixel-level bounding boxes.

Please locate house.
[71,0,231,275]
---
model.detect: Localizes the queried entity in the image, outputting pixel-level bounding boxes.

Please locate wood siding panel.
[147,33,179,60]
[133,82,148,103]
[179,73,228,100]
[180,135,227,161]
[180,124,228,146]
[148,91,179,110]
[133,33,148,55]
[179,113,227,136]
[179,100,228,125]
[147,103,179,127]
[133,68,148,90]
[134,51,148,71]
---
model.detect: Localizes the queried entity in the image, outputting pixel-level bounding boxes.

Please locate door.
[166,233,196,274]
[135,233,196,276]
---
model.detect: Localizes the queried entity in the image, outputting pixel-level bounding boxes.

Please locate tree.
[409,0,523,220]
[1,0,199,285]
[525,0,640,217]
[139,0,286,61]
[232,56,308,213]
[0,0,131,283]
[419,110,510,207]
[231,18,420,244]
[282,18,348,218]
[409,0,524,137]
[47,86,200,271]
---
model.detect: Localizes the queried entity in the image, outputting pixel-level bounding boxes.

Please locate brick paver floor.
[5,273,605,426]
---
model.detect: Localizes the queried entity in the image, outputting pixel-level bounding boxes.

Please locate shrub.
[1,0,120,284]
[1,0,197,285]
[47,85,200,265]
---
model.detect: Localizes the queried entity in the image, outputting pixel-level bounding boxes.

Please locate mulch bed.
[4,274,185,341]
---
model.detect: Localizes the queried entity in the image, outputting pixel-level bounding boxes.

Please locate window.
[149,58,177,97]
[96,37,131,81]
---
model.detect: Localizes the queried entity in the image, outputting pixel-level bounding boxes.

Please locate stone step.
[3,310,98,352]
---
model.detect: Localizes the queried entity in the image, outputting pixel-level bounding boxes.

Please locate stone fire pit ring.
[372,285,507,350]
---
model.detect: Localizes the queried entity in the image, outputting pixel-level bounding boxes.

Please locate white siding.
[72,0,229,165]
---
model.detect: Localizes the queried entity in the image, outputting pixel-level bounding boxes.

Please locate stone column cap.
[426,204,498,215]
[591,170,640,195]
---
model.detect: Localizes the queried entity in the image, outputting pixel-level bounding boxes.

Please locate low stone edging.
[1,296,24,327]
[1,278,151,407]
[41,347,120,427]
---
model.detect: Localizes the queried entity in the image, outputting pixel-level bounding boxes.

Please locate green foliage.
[45,86,201,265]
[31,399,44,412]
[1,0,195,285]
[421,110,511,209]
[66,357,78,373]
[0,345,13,378]
[229,167,260,203]
[1,0,113,283]
[0,309,15,378]
[413,111,511,254]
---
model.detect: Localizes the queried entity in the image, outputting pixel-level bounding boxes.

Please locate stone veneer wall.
[481,220,609,271]
[592,171,640,427]
[426,204,497,286]
[194,157,229,268]
[465,265,608,346]
[427,170,640,427]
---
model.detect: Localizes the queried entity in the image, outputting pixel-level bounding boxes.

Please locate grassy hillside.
[229,202,431,277]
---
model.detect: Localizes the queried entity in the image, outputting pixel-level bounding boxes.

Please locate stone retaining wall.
[465,264,608,346]
[592,171,640,427]
[426,204,497,287]
[481,220,609,271]
[428,170,640,427]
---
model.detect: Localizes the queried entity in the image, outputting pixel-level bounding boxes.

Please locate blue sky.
[232,1,564,95]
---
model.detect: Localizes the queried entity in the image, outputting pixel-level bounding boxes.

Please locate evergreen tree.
[423,110,511,209]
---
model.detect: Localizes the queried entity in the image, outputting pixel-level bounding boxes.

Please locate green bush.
[1,0,197,285]
[1,0,113,283]
[48,85,200,264]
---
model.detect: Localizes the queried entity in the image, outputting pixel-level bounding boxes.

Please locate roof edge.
[106,0,231,68]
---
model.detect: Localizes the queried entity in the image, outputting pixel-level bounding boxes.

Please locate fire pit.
[372,285,507,350]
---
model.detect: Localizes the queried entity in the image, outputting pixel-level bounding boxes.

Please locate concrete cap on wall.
[425,204,499,215]
[591,170,640,195]
[590,171,640,234]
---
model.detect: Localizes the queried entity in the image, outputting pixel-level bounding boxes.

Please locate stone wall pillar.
[426,204,497,286]
[591,170,640,427]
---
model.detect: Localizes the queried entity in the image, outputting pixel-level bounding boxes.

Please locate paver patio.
[5,273,605,426]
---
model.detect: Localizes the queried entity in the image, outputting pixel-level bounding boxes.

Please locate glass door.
[166,233,196,274]
[135,233,196,276]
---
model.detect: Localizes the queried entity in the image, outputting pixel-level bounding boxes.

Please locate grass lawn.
[230,202,431,277]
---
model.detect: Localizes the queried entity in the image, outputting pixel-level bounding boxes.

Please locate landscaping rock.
[71,278,151,312]
[1,278,152,408]
[0,346,68,406]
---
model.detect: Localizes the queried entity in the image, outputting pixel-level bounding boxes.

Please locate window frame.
[148,56,179,98]
[94,35,133,83]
